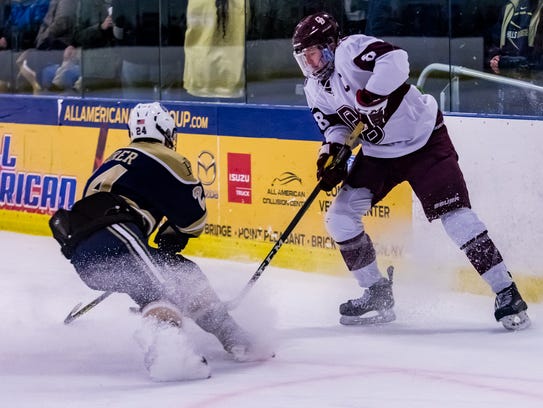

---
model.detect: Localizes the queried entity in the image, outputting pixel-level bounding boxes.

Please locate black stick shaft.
[226,182,323,309]
[226,122,364,309]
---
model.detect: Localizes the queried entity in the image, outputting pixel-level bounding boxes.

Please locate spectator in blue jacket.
[16,0,76,93]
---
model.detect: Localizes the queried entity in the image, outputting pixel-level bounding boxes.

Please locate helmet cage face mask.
[292,12,339,80]
[159,125,177,150]
[293,44,335,79]
[128,102,177,149]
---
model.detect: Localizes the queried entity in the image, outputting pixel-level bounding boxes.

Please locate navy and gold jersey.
[83,140,206,238]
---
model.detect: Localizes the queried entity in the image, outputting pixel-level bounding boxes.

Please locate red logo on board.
[227,153,251,204]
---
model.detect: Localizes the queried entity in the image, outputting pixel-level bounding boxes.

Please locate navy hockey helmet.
[128,102,177,149]
[292,12,339,79]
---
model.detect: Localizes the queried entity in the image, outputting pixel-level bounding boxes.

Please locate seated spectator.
[365,0,404,36]
[73,0,120,93]
[488,0,543,116]
[41,44,80,91]
[1,0,51,92]
[16,0,77,93]
[0,0,10,92]
[343,0,369,35]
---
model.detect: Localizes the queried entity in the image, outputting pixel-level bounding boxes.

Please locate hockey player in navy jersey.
[50,102,269,381]
[292,12,530,331]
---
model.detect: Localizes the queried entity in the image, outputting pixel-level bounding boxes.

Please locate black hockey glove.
[498,55,531,72]
[316,142,351,192]
[356,88,387,129]
[154,222,190,255]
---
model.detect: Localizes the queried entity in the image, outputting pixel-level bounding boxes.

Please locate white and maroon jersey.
[304,34,439,158]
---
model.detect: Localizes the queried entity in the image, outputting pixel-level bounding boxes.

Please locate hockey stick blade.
[64,302,83,324]
[63,291,113,324]
[225,182,322,310]
[225,122,365,310]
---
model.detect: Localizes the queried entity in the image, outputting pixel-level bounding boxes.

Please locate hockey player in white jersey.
[292,12,530,331]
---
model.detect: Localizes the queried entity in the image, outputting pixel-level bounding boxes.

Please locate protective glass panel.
[1,0,541,118]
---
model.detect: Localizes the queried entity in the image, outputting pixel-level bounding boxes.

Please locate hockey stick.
[63,126,112,325]
[225,122,364,310]
[64,291,113,324]
[64,123,364,318]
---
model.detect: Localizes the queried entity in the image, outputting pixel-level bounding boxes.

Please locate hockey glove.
[356,88,387,129]
[316,142,351,192]
[498,55,531,72]
[154,222,190,255]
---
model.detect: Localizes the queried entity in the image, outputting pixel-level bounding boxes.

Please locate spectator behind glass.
[112,0,186,99]
[183,0,245,98]
[365,0,404,36]
[4,0,50,51]
[343,0,369,35]
[73,0,120,93]
[16,0,77,94]
[489,0,543,116]
[1,0,51,92]
[246,0,344,40]
[0,0,10,92]
[366,1,451,37]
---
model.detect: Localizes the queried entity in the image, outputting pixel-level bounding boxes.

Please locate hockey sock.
[441,208,513,293]
[461,231,512,293]
[338,232,383,287]
[351,260,385,289]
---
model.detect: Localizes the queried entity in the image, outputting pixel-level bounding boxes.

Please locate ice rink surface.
[1,230,542,408]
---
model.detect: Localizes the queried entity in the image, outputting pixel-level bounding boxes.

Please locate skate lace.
[350,290,371,307]
[496,287,513,308]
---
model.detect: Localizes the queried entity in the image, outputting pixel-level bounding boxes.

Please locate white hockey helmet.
[128,102,177,149]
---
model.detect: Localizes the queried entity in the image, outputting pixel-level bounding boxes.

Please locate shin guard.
[460,231,503,276]
[337,232,376,271]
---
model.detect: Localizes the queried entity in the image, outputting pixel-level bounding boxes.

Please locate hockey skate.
[214,317,275,362]
[494,282,531,331]
[339,266,395,326]
[135,301,211,381]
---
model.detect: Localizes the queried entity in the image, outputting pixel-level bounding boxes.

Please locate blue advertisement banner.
[0,95,320,142]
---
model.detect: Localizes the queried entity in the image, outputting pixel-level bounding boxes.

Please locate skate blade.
[500,310,531,331]
[230,345,276,363]
[340,309,396,326]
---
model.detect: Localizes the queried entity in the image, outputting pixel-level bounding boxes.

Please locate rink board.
[0,97,411,275]
[1,96,542,301]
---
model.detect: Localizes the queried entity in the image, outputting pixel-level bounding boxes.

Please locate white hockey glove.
[355,88,387,129]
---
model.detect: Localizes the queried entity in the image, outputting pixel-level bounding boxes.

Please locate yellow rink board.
[0,123,412,275]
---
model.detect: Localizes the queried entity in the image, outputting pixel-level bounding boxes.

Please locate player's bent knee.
[440,207,487,248]
[325,186,371,242]
[325,211,364,243]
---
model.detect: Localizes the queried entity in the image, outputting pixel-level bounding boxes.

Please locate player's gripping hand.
[316,142,351,192]
[356,88,387,129]
[154,222,190,255]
